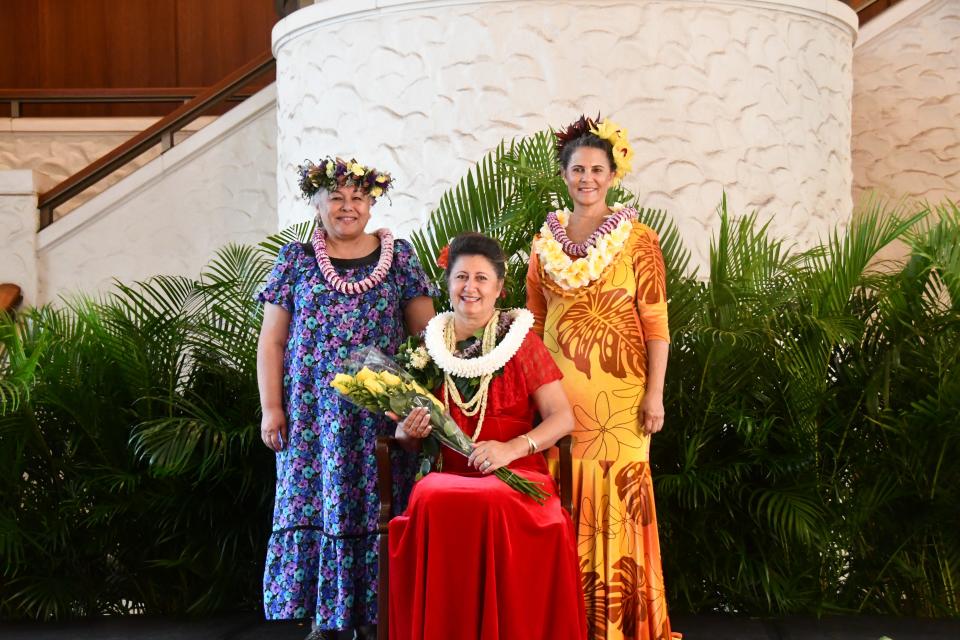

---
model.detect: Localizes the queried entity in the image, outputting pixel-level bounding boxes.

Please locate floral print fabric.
[258,239,437,631]
[527,222,679,640]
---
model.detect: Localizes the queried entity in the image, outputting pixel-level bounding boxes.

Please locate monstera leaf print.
[608,556,648,637]
[556,288,646,378]
[616,462,654,526]
[632,228,668,305]
[581,558,608,639]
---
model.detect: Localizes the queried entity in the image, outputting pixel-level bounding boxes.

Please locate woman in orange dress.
[526,116,678,640]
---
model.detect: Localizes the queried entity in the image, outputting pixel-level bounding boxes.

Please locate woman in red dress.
[388,232,587,640]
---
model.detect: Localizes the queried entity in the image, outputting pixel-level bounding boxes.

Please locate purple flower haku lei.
[311,226,395,295]
[545,207,639,257]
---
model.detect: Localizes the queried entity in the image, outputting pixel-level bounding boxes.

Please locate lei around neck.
[311,227,395,295]
[424,309,534,378]
[533,206,637,294]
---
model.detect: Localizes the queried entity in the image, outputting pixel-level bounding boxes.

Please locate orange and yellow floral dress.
[527,219,678,640]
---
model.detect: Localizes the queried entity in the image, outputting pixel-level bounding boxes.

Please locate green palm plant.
[0,236,292,620]
[2,127,957,621]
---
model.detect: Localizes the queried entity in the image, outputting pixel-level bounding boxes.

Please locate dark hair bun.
[444,232,506,280]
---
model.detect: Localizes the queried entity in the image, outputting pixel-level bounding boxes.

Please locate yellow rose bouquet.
[330,347,549,504]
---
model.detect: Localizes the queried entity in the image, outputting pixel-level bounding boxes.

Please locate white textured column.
[0,171,48,308]
[274,0,858,269]
[853,0,960,205]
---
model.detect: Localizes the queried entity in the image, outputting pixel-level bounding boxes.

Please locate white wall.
[852,0,960,207]
[35,86,278,304]
[0,117,208,218]
[275,0,858,270]
[0,171,52,308]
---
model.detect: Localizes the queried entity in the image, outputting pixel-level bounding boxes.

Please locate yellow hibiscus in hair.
[591,119,620,143]
[614,141,634,174]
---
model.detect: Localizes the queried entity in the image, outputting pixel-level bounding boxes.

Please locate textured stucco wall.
[852,0,960,207]
[0,119,205,218]
[0,171,52,308]
[275,0,857,270]
[35,88,278,303]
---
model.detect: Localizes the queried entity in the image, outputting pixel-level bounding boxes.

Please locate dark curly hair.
[444,232,506,281]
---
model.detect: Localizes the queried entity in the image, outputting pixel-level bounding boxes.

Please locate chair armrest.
[375,436,397,533]
[554,434,573,515]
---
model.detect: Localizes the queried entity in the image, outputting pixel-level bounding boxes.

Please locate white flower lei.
[533,205,635,293]
[424,308,534,378]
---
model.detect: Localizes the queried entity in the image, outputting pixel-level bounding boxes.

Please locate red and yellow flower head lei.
[554,114,635,183]
[297,156,395,201]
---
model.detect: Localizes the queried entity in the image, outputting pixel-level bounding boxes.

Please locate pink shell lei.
[311,227,395,295]
[546,207,638,257]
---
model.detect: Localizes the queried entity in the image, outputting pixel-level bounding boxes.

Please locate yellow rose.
[370,185,383,198]
[376,174,389,183]
[363,379,386,395]
[355,367,375,383]
[330,380,350,394]
[351,163,365,177]
[379,371,402,387]
[325,163,335,178]
[331,373,354,390]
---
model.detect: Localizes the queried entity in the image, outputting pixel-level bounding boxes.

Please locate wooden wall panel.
[36,0,178,88]
[176,0,274,86]
[0,1,42,88]
[0,0,276,117]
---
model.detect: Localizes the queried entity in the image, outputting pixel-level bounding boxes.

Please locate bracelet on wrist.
[521,433,537,455]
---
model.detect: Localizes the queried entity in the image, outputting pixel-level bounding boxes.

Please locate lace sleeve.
[515,331,562,392]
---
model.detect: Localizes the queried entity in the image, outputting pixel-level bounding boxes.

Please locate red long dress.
[388,331,587,640]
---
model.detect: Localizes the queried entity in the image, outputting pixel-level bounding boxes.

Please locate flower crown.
[555,114,634,182]
[297,156,394,200]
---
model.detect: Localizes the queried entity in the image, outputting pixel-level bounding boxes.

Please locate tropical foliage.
[1,131,957,620]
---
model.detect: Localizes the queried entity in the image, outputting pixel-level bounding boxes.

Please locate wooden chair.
[374,434,573,640]
[0,284,23,315]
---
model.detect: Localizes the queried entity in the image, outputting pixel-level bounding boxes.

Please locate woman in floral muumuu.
[527,116,679,639]
[256,157,436,640]
[389,232,587,640]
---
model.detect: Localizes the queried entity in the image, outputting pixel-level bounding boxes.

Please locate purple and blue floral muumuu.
[257,239,436,630]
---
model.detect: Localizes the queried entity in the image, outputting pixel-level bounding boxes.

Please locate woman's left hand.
[640,391,665,434]
[468,440,518,474]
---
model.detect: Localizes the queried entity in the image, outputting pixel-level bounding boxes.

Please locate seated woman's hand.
[389,406,433,440]
[468,440,522,475]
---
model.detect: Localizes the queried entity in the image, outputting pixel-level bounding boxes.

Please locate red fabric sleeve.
[515,330,562,393]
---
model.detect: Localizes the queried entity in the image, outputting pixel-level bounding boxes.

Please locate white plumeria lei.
[533,204,634,292]
[424,308,534,378]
